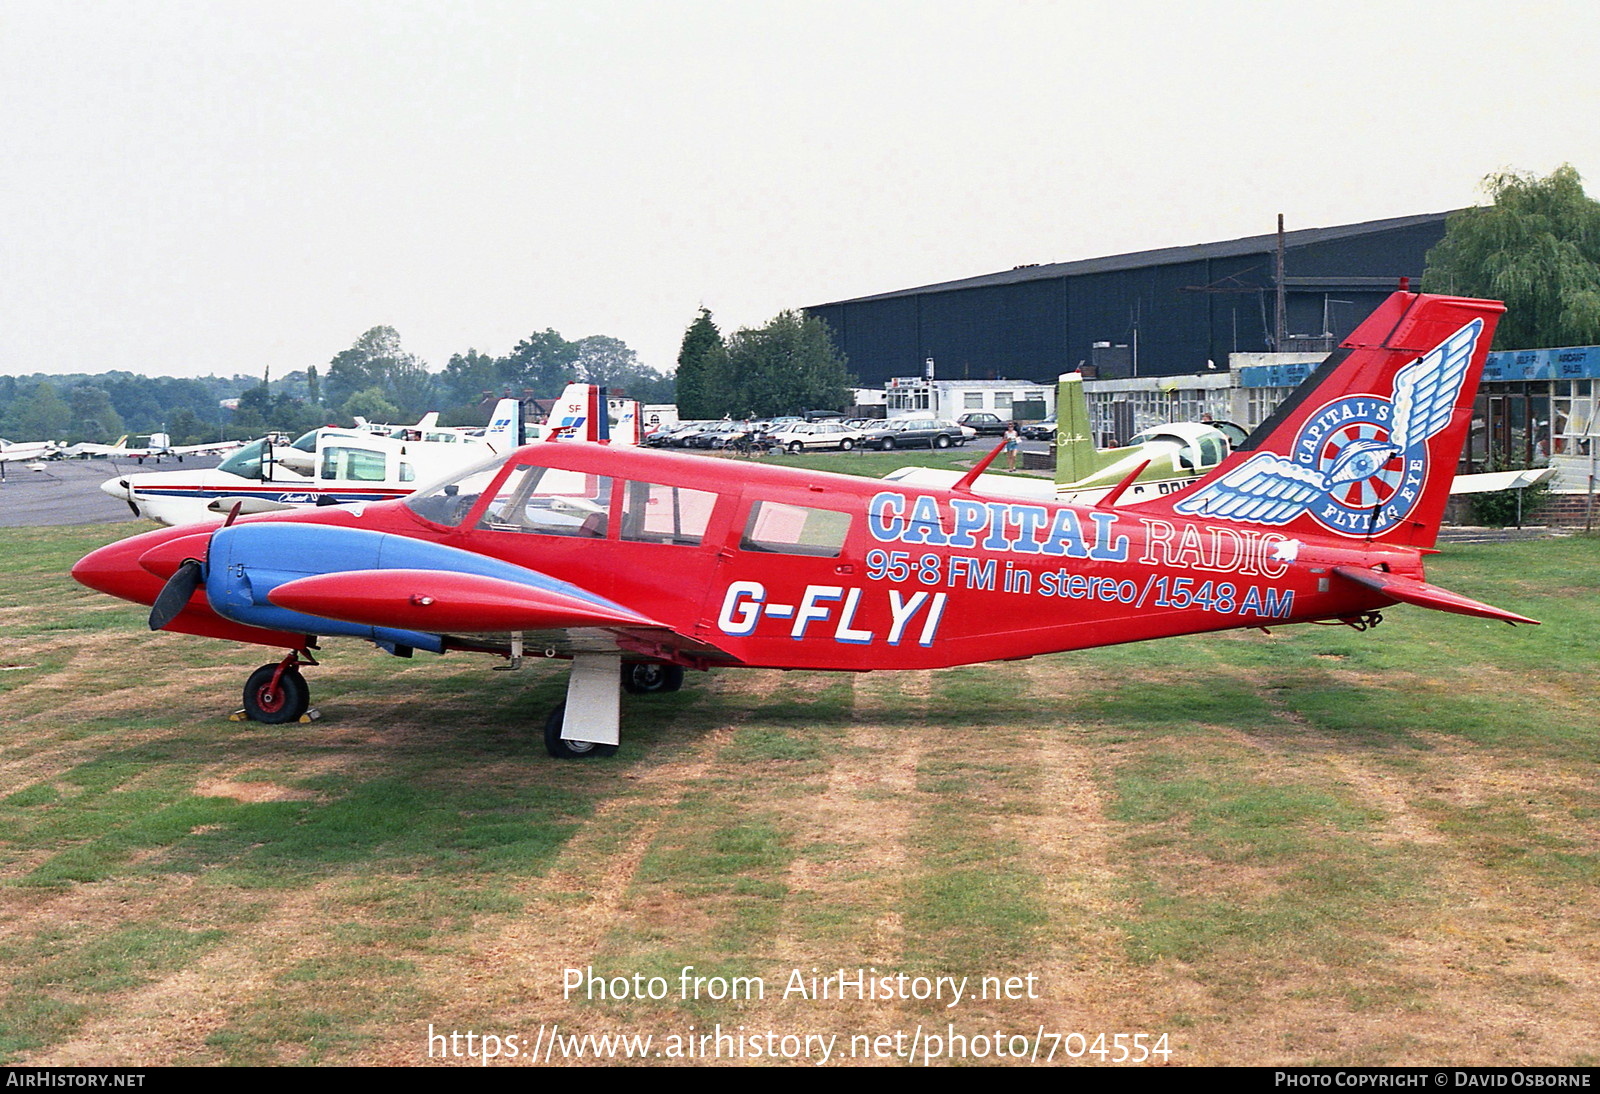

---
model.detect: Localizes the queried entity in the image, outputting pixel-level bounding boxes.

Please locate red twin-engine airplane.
[73,290,1536,758]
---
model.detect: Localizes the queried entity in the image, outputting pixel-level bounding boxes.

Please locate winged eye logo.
[1173,319,1483,536]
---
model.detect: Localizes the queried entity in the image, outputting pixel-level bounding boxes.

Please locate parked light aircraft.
[100,385,637,525]
[0,438,61,479]
[66,433,242,463]
[880,372,1241,503]
[73,291,1536,758]
[101,399,524,525]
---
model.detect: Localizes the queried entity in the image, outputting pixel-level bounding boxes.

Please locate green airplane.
[1051,372,1242,504]
[879,373,1241,505]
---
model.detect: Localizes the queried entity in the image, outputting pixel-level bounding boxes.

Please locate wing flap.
[1331,565,1539,625]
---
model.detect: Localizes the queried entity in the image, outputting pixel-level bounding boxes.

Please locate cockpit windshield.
[403,451,512,526]
[218,439,269,480]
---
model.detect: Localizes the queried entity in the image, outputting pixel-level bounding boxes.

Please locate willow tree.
[1423,164,1600,348]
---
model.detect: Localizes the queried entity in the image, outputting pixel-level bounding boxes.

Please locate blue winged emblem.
[1174,319,1483,530]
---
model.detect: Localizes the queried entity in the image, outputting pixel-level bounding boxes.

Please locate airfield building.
[805,212,1451,387]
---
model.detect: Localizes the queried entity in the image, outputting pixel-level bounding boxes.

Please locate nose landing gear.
[239,650,317,724]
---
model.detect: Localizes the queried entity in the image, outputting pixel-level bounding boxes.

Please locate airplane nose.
[72,526,193,605]
[99,477,130,500]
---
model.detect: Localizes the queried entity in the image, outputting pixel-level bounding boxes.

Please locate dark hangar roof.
[814,211,1455,306]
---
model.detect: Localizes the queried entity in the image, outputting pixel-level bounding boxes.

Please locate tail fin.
[545,384,609,442]
[610,398,642,445]
[1152,290,1503,549]
[482,398,523,450]
[1054,372,1097,483]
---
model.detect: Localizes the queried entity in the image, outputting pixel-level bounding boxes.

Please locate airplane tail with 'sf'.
[543,384,642,444]
[1148,289,1504,552]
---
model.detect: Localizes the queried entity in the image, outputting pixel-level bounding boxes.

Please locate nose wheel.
[241,654,314,724]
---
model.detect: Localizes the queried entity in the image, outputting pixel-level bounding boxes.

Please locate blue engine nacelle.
[203,522,622,655]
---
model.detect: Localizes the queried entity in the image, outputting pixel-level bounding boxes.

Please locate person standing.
[1003,421,1020,471]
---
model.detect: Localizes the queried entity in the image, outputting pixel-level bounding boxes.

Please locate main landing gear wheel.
[544,702,618,759]
[621,662,685,694]
[243,663,310,724]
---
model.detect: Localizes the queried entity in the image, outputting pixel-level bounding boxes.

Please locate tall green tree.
[2,382,72,441]
[674,307,723,419]
[66,384,124,442]
[439,349,503,410]
[717,311,853,419]
[325,326,429,411]
[501,329,578,398]
[1423,164,1600,348]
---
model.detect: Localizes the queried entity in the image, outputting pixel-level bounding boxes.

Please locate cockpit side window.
[478,465,613,538]
[321,446,389,482]
[405,455,508,526]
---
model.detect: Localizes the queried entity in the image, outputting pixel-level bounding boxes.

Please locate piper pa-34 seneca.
[74,290,1538,758]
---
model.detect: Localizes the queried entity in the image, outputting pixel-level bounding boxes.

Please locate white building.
[883,377,1054,422]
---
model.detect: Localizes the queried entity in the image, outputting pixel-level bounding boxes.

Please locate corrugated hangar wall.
[806,213,1450,386]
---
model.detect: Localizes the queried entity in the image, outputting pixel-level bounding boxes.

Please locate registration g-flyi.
[73,290,1536,757]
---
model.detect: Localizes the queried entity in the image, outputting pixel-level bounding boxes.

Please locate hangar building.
[805,212,1451,386]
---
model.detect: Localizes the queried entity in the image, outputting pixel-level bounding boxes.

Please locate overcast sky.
[3,0,1597,383]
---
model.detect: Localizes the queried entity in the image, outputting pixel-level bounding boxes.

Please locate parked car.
[685,421,754,449]
[956,412,1009,436]
[856,418,967,450]
[764,421,861,452]
[1021,416,1056,441]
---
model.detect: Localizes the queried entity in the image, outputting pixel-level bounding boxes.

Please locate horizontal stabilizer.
[266,569,666,633]
[1331,566,1539,625]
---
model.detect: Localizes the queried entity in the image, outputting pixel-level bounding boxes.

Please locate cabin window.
[479,465,613,538]
[620,481,717,546]
[321,446,389,482]
[740,502,850,557]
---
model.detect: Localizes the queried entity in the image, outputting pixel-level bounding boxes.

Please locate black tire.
[622,662,685,694]
[840,438,853,451]
[788,441,803,454]
[935,434,952,449]
[881,438,896,451]
[243,663,310,724]
[543,702,618,759]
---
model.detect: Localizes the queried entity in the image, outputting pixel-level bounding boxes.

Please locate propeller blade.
[148,558,204,631]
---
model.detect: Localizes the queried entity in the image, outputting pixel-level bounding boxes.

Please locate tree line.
[1,306,853,446]
[674,309,854,420]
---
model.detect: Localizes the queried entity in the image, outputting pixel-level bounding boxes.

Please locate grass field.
[1,521,1596,1066]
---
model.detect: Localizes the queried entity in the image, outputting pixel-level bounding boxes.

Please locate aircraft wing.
[172,440,246,457]
[175,516,735,670]
[1448,467,1556,495]
[264,568,740,665]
